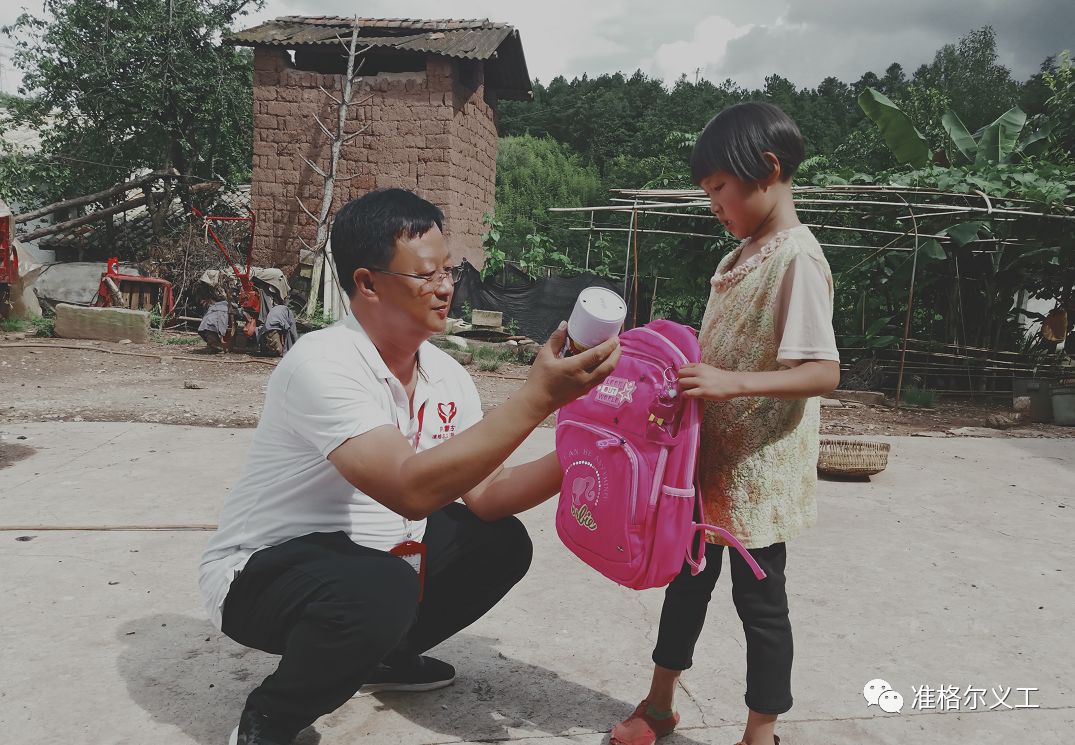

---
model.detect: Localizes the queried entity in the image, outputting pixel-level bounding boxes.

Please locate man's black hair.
[690,101,805,185]
[330,188,445,296]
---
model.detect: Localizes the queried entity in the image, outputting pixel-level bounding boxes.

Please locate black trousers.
[221,503,533,734]
[652,542,793,715]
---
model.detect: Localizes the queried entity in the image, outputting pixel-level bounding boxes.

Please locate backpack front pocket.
[556,420,647,566]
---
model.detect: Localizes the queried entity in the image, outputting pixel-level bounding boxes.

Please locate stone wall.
[250,49,496,276]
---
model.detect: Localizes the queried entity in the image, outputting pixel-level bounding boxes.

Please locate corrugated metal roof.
[274,17,508,31]
[225,16,532,99]
[225,17,511,60]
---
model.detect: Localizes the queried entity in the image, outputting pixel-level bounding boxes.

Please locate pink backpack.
[554,319,766,590]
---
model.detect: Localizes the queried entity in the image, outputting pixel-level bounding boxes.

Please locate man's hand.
[678,362,744,401]
[519,322,621,415]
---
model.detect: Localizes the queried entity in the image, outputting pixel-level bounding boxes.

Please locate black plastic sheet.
[449,262,626,344]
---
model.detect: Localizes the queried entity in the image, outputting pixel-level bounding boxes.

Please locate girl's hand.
[677,363,745,401]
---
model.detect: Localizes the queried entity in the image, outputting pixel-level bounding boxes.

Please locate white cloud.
[650,15,753,83]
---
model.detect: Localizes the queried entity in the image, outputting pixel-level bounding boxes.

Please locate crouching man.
[199,189,620,745]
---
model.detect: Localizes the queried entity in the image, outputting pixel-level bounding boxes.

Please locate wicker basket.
[817,438,891,477]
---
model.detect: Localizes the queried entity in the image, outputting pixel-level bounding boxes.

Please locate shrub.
[473,344,516,372]
[901,386,938,408]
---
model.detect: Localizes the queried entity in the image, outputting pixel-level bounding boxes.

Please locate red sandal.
[610,700,680,745]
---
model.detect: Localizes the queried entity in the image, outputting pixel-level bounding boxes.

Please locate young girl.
[610,102,841,745]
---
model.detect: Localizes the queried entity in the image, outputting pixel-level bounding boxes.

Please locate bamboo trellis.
[547,184,1075,402]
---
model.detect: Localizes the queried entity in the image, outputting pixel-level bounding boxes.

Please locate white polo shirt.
[198,315,483,629]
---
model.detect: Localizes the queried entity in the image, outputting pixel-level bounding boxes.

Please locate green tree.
[1020,56,1058,118]
[1039,51,1074,160]
[912,26,1019,131]
[2,0,259,202]
[0,92,70,205]
[881,63,908,97]
[494,135,604,257]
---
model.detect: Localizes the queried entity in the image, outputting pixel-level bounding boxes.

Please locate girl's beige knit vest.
[698,226,831,549]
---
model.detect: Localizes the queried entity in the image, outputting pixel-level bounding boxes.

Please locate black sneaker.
[354,654,457,696]
[228,708,296,745]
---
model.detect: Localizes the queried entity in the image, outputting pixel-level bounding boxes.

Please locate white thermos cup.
[563,287,627,356]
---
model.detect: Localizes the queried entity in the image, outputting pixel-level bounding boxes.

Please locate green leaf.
[975,124,1003,165]
[814,173,848,186]
[1014,308,1047,322]
[965,174,1004,193]
[1014,122,1052,158]
[920,238,947,259]
[857,88,931,167]
[867,335,899,349]
[1010,246,1062,268]
[865,316,891,337]
[943,221,989,247]
[975,107,1027,165]
[941,110,977,163]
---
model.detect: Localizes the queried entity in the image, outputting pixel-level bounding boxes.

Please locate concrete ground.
[0,422,1072,745]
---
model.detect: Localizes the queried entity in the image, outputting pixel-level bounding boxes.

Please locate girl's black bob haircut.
[690,101,805,185]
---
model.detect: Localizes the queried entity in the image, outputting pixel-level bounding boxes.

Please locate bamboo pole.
[650,274,659,323]
[622,204,636,299]
[584,210,594,271]
[567,226,916,251]
[895,197,921,409]
[614,184,1071,210]
[549,201,706,213]
[568,225,719,240]
[609,210,955,241]
[632,209,641,327]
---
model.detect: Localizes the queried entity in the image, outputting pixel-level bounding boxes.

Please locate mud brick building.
[225,17,532,274]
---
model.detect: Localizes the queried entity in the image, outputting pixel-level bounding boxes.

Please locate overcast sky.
[1,0,1072,95]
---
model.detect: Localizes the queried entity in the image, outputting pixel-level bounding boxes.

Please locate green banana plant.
[861,88,1052,166]
[940,106,1051,165]
[857,88,931,167]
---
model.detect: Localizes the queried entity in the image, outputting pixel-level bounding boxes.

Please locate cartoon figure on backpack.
[564,454,603,531]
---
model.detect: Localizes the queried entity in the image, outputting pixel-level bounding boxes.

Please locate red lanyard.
[413,402,426,449]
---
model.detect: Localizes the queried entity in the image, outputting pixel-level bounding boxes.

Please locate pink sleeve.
[774,255,840,367]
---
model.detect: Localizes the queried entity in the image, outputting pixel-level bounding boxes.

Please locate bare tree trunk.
[295,18,374,318]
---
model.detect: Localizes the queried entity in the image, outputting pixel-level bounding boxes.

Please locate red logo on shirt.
[437,401,457,424]
[432,401,459,440]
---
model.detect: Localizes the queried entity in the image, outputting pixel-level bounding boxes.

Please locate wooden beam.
[19,195,150,242]
[18,181,221,242]
[12,169,175,224]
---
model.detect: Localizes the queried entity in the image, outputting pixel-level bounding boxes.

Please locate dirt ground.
[2,334,1073,439]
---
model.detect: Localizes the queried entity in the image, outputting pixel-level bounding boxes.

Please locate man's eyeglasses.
[371,264,465,291]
